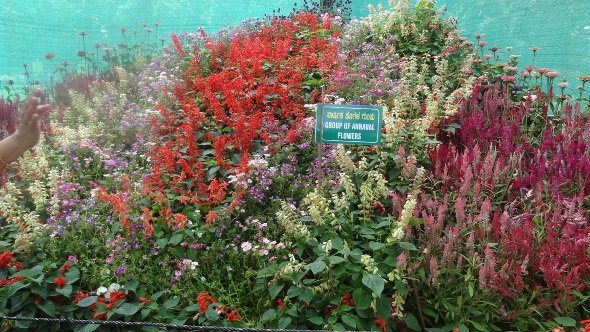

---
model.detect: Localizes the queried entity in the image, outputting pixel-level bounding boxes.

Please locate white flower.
[241,242,253,252]
[108,283,121,292]
[96,286,108,295]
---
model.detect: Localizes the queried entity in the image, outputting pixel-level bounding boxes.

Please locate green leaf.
[362,273,385,297]
[469,320,488,331]
[65,267,80,284]
[330,237,344,250]
[169,233,184,245]
[405,313,421,331]
[261,309,277,321]
[352,288,371,310]
[76,296,97,307]
[375,294,391,320]
[156,238,168,249]
[299,288,314,303]
[150,290,165,301]
[328,256,345,265]
[116,303,140,316]
[269,283,284,300]
[309,316,324,325]
[286,286,301,299]
[332,323,346,331]
[355,308,373,319]
[163,297,179,309]
[341,314,357,328]
[73,324,100,332]
[554,317,577,327]
[1,282,30,301]
[458,324,469,332]
[398,242,418,251]
[308,260,326,274]
[38,301,57,317]
[55,284,72,297]
[185,304,200,312]
[207,166,220,180]
[205,306,220,321]
[13,265,44,278]
[278,316,292,329]
[124,280,139,293]
[368,242,385,251]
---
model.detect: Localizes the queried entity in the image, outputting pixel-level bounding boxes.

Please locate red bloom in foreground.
[54,276,67,288]
[0,276,24,286]
[72,291,89,305]
[196,291,217,312]
[340,293,355,307]
[276,298,284,310]
[60,262,72,274]
[374,315,386,332]
[227,309,240,322]
[0,251,14,268]
[45,53,55,60]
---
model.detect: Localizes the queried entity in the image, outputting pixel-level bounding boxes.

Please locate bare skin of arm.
[0,87,52,170]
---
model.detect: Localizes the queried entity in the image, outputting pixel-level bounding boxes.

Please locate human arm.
[0,88,51,170]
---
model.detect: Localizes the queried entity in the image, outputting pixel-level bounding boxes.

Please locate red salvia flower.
[54,276,67,288]
[374,315,386,332]
[60,262,72,274]
[227,309,240,322]
[276,298,284,310]
[0,251,14,268]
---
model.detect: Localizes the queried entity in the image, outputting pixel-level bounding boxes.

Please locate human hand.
[13,87,52,149]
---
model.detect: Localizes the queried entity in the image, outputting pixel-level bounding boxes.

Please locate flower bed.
[1,1,590,331]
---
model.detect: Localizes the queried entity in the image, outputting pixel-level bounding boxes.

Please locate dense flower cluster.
[143,12,339,228]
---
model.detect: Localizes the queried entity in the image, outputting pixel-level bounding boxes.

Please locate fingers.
[36,103,53,115]
[22,88,51,126]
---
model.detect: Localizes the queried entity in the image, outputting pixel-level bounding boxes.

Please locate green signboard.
[315,104,383,145]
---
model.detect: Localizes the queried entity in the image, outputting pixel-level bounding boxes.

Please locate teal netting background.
[1,0,589,90]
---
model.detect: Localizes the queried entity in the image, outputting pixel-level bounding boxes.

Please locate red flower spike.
[54,276,67,288]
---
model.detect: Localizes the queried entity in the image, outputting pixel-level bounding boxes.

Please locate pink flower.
[45,53,55,60]
[77,50,87,57]
[500,75,517,82]
[545,71,559,79]
[558,82,569,89]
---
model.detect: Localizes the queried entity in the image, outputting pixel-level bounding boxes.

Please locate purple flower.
[115,265,127,277]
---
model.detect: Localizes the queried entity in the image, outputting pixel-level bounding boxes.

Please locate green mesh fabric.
[437,0,590,84]
[1,0,589,90]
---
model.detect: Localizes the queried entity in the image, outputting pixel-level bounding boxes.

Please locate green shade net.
[1,0,589,92]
